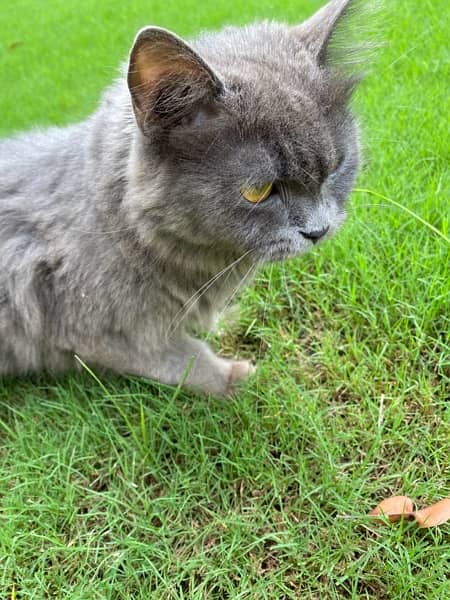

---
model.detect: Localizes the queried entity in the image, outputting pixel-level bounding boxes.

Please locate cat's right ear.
[127,27,223,132]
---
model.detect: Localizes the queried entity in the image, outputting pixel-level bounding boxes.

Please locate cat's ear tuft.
[293,0,380,69]
[127,27,223,131]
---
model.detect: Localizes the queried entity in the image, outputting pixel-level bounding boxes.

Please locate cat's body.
[0,0,369,395]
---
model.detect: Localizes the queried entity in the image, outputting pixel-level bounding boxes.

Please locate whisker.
[298,163,321,186]
[204,260,259,342]
[63,225,137,236]
[354,203,396,208]
[165,249,254,340]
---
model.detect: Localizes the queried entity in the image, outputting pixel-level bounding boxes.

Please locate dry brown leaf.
[369,495,414,522]
[413,498,450,528]
[369,495,450,528]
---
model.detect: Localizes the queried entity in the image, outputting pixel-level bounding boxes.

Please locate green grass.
[1,0,449,597]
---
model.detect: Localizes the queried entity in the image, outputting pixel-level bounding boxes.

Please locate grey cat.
[0,0,370,396]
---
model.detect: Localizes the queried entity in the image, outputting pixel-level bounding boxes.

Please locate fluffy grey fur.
[0,0,369,395]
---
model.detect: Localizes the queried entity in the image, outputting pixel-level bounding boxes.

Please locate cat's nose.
[300,225,330,244]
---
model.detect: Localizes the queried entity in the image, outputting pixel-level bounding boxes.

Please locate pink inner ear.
[132,42,203,90]
[128,29,223,129]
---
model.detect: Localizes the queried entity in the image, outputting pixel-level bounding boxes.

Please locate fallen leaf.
[369,495,414,522]
[413,498,450,528]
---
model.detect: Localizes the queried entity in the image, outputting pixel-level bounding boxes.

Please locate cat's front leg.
[76,336,254,397]
[157,337,255,396]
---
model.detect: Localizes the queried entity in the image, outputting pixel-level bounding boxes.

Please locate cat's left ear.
[127,27,223,131]
[292,0,375,67]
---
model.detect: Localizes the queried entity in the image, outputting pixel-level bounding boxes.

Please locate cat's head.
[126,0,373,263]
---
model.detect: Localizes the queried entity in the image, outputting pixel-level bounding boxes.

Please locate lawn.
[1,0,449,598]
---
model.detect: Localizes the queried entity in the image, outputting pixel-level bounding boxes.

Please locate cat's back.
[0,122,94,296]
[0,123,87,201]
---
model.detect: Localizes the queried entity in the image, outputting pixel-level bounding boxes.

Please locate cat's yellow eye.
[240,182,273,203]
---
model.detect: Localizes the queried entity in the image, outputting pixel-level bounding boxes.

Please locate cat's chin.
[256,241,313,263]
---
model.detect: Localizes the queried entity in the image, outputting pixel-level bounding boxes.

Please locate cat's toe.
[230,359,255,381]
[226,359,255,395]
[191,355,255,397]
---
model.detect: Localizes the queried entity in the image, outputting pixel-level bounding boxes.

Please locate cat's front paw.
[225,359,256,396]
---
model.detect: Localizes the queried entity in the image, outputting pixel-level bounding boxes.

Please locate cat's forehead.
[194,22,306,65]
[196,23,331,93]
[195,22,349,132]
